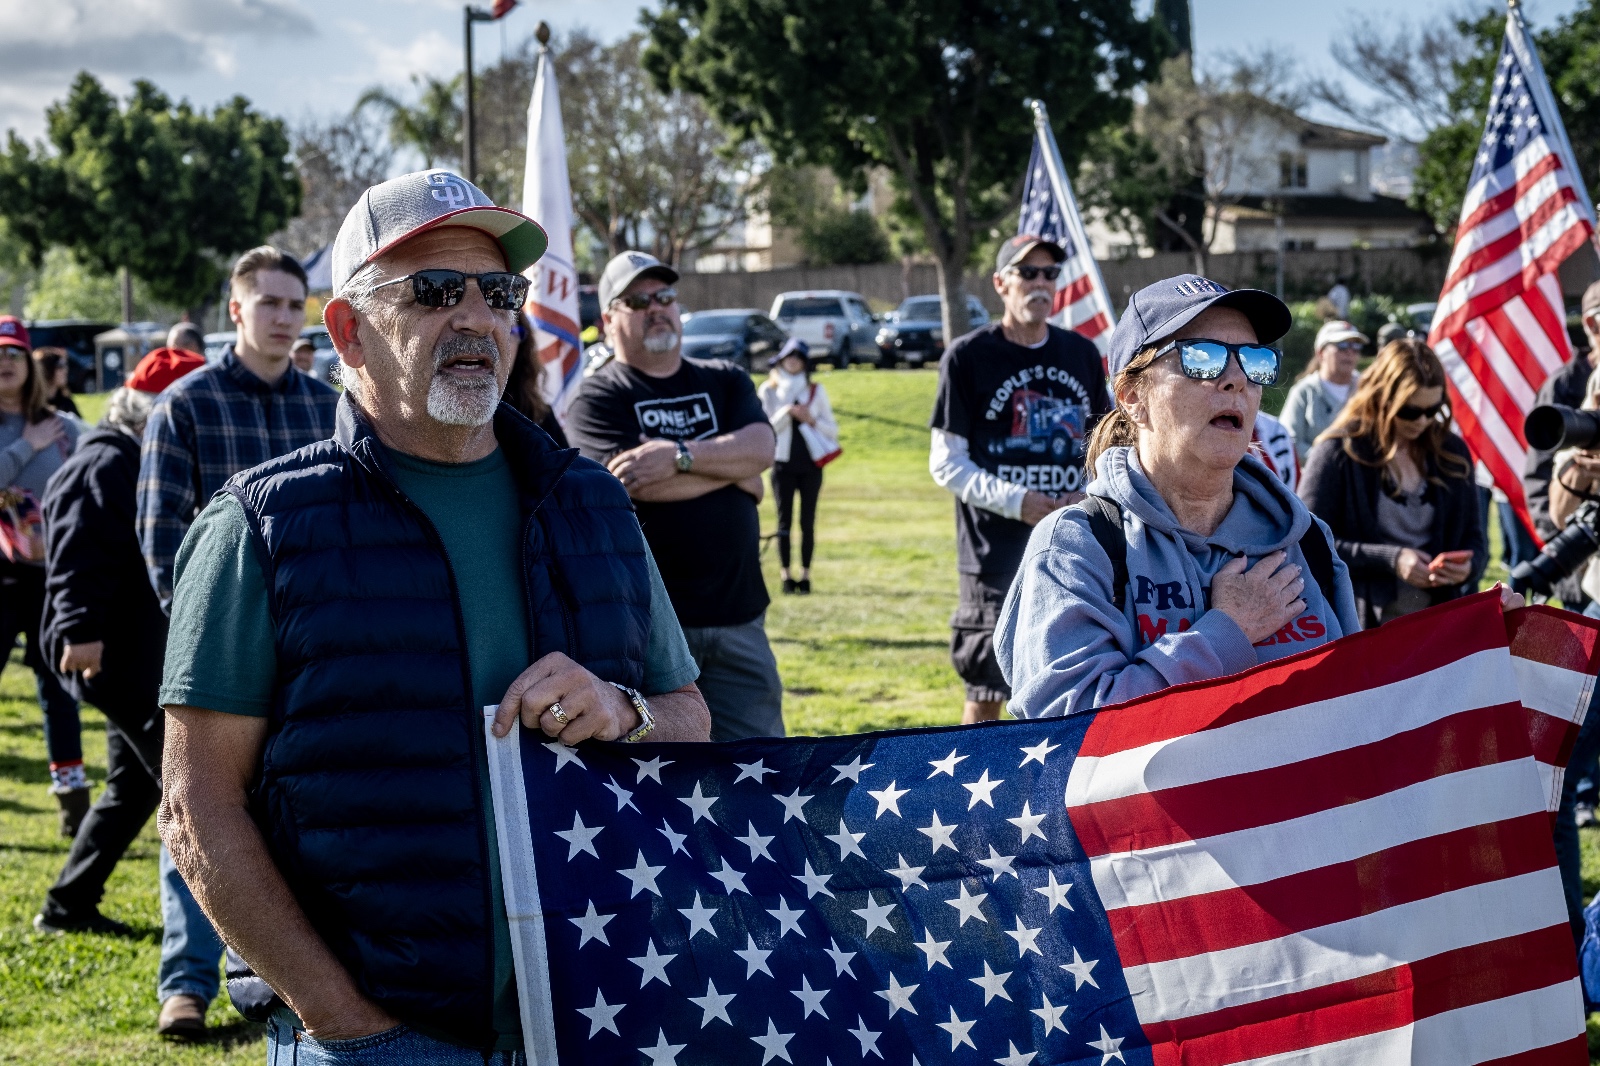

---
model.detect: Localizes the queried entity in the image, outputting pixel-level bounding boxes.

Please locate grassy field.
[0,373,1587,1060]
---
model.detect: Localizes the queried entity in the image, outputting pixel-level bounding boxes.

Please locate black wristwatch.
[674,440,695,473]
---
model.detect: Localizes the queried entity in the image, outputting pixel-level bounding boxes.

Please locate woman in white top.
[1281,320,1366,460]
[758,339,840,594]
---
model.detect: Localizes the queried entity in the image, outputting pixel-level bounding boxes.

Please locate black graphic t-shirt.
[930,323,1111,580]
[566,357,771,628]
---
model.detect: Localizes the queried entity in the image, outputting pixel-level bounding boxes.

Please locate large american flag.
[488,594,1595,1065]
[1019,103,1117,354]
[1428,10,1597,536]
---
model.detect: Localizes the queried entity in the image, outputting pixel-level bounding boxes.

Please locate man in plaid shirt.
[135,246,336,1040]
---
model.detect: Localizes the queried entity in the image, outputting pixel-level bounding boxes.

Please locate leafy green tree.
[643,0,1161,340]
[0,73,300,313]
[764,165,891,265]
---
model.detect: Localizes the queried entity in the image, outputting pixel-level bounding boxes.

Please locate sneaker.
[33,911,135,937]
[157,994,209,1041]
[781,578,797,594]
[1578,803,1596,828]
[54,786,91,839]
[797,578,811,594]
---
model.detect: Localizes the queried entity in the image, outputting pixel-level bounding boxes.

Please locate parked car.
[769,290,881,367]
[680,309,788,370]
[299,325,340,385]
[26,320,113,392]
[875,294,991,367]
[204,331,235,362]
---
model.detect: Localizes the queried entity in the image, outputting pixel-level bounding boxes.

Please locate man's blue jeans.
[158,844,225,1004]
[266,1017,527,1064]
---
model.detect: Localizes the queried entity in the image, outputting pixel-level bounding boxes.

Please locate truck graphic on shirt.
[987,388,1086,462]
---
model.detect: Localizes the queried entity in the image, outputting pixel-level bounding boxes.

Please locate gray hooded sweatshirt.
[996,445,1360,717]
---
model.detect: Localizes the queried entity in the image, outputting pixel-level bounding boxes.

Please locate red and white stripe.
[1066,593,1598,1066]
[1429,138,1594,537]
[1051,258,1112,346]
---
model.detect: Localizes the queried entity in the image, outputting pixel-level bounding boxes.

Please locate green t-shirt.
[161,447,697,1050]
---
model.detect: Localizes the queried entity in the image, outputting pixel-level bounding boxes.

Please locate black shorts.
[950,572,1012,704]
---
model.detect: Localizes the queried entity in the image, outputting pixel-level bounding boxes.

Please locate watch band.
[612,682,656,742]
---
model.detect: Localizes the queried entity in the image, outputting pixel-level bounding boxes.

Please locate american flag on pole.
[488,593,1596,1065]
[1428,10,1597,535]
[521,42,584,420]
[1020,102,1117,355]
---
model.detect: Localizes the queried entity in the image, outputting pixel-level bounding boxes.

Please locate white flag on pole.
[521,45,583,419]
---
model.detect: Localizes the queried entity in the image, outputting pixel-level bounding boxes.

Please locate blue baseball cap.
[1106,274,1292,378]
[770,337,810,367]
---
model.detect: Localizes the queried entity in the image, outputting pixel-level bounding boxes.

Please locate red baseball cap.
[0,316,30,351]
[127,347,206,394]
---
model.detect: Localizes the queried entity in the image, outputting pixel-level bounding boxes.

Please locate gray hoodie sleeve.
[1280,380,1316,461]
[995,509,1261,717]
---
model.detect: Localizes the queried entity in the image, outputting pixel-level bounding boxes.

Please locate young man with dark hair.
[135,244,337,1039]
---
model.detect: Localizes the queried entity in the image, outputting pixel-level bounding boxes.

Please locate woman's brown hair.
[504,313,552,425]
[4,344,51,423]
[1084,344,1164,471]
[1315,337,1470,481]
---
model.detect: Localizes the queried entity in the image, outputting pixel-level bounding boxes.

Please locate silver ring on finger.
[549,702,569,726]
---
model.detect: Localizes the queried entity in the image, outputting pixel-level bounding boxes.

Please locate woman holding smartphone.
[1299,337,1485,626]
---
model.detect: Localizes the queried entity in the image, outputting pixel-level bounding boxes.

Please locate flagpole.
[1505,0,1597,232]
[1026,100,1117,326]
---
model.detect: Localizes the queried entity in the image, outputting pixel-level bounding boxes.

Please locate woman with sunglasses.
[994,276,1361,717]
[1299,338,1485,627]
[1281,320,1367,460]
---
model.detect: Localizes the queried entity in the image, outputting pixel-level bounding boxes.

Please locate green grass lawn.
[0,371,1592,1060]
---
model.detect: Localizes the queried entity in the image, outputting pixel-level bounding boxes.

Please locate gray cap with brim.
[599,251,680,309]
[331,169,547,295]
[1105,274,1293,378]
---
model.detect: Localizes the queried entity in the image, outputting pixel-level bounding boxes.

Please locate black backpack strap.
[1297,520,1338,610]
[1075,494,1129,611]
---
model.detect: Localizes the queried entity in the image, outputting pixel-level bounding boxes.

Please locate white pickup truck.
[769,290,882,367]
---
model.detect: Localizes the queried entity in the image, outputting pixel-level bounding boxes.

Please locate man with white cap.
[565,250,783,742]
[156,171,710,1061]
[1281,319,1367,460]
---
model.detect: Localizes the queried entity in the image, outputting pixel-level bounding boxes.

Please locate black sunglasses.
[612,288,679,312]
[363,269,531,311]
[1156,338,1282,387]
[1009,265,1062,282]
[1397,400,1447,422]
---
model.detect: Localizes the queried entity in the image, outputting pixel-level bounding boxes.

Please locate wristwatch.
[612,683,656,742]
[674,440,695,473]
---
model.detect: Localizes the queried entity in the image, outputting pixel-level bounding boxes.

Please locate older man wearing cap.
[157,171,710,1062]
[565,250,782,742]
[996,273,1364,718]
[136,245,337,1039]
[1281,319,1367,460]
[928,234,1112,723]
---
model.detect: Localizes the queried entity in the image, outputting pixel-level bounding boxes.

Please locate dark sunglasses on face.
[1009,265,1062,282]
[1397,400,1446,422]
[612,288,679,312]
[1331,340,1364,352]
[1156,338,1282,387]
[364,269,531,311]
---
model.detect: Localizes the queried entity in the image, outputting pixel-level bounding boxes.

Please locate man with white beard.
[565,251,783,742]
[155,172,711,1060]
[928,235,1112,723]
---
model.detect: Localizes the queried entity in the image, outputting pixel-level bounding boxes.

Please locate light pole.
[462,0,518,183]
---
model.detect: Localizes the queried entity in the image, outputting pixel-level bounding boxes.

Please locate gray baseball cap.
[996,234,1066,273]
[598,251,680,310]
[331,169,547,295]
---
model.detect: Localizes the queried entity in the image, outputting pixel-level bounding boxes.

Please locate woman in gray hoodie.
[996,276,1363,718]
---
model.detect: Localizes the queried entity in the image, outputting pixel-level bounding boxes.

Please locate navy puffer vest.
[224,396,649,1048]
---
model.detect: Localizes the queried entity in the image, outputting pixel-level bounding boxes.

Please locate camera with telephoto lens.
[1524,404,1600,452]
[1511,500,1600,596]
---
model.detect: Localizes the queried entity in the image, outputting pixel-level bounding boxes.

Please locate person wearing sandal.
[759,339,839,594]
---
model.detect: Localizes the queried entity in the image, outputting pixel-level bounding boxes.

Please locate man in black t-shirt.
[566,251,782,740]
[929,235,1111,723]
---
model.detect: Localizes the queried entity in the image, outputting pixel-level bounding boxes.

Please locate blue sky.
[0,0,1585,145]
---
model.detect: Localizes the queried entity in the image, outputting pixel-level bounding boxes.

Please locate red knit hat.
[0,316,30,351]
[126,347,206,394]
